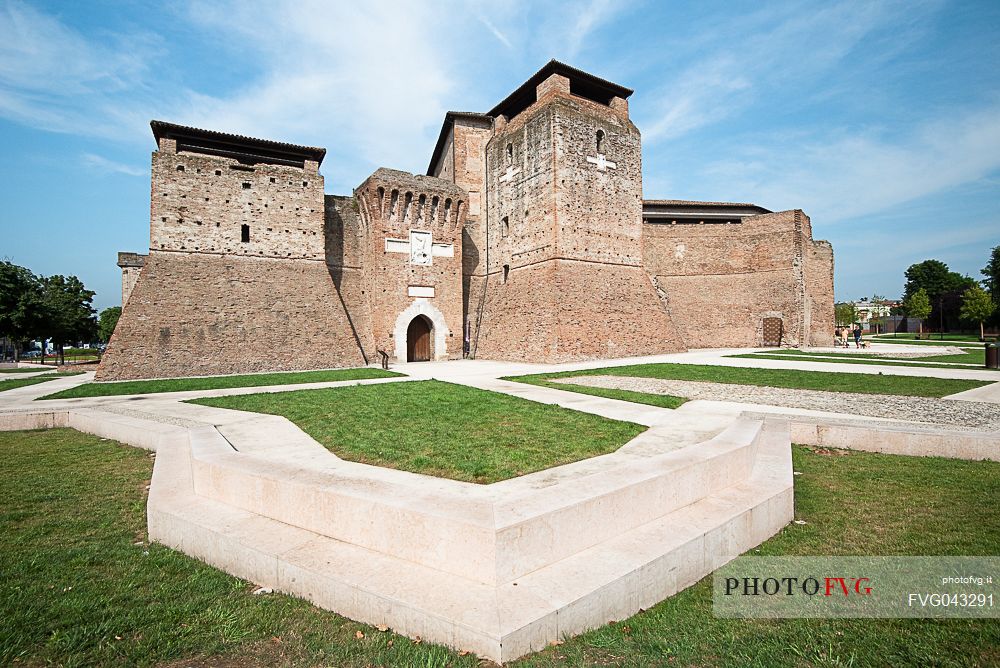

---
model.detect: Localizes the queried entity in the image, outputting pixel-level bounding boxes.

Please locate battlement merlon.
[356,168,469,235]
[150,120,326,172]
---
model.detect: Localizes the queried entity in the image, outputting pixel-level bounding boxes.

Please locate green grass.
[508,376,687,409]
[3,429,997,667]
[0,372,83,393]
[873,333,997,343]
[0,428,481,668]
[191,380,645,484]
[515,446,1000,668]
[38,367,402,400]
[0,367,56,374]
[730,347,988,369]
[730,353,986,371]
[505,363,990,398]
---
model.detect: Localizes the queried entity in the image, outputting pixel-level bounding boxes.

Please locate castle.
[98,61,833,381]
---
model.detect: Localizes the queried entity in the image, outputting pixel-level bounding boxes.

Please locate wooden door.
[762,318,783,347]
[407,317,431,362]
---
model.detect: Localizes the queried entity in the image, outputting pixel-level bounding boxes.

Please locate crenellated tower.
[355,169,468,362]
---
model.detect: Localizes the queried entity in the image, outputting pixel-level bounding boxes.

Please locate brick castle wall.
[97,135,366,380]
[642,209,834,347]
[96,252,366,380]
[356,169,467,361]
[470,73,683,361]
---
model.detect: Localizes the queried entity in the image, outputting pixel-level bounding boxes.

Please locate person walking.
[853,324,862,348]
[834,326,842,347]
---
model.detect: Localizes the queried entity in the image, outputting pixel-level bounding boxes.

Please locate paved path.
[553,376,1000,430]
[3,349,998,442]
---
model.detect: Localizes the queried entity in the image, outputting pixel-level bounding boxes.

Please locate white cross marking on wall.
[385,231,454,266]
[586,153,617,171]
[499,165,521,183]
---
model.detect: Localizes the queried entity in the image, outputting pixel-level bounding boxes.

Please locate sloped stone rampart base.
[97,252,366,380]
[475,260,684,363]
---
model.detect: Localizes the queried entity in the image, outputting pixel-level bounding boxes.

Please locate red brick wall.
[470,75,683,361]
[356,169,467,361]
[96,252,366,380]
[642,209,834,347]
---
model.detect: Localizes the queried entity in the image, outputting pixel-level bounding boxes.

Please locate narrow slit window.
[506,143,513,165]
[390,189,400,218]
[241,224,250,243]
[503,264,510,283]
[502,216,509,238]
[596,129,605,153]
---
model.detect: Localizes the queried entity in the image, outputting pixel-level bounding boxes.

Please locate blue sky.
[1,0,998,312]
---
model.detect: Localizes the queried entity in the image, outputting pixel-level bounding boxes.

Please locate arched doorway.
[406,316,432,362]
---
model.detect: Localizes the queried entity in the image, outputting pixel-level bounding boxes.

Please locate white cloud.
[697,102,1000,224]
[639,1,929,142]
[81,153,146,177]
[0,0,160,138]
[173,1,454,176]
[478,15,513,49]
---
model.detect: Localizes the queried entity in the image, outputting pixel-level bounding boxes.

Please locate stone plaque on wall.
[410,230,432,265]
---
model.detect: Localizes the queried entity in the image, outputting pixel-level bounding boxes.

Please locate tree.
[98,306,121,343]
[834,302,857,327]
[983,245,1000,301]
[903,259,976,332]
[903,288,932,336]
[40,275,97,365]
[0,261,44,361]
[960,285,995,341]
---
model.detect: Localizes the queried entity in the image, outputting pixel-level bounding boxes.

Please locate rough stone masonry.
[98,60,834,380]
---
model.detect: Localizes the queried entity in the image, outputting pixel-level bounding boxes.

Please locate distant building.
[850,297,899,332]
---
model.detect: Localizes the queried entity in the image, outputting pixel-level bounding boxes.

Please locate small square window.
[242,182,251,190]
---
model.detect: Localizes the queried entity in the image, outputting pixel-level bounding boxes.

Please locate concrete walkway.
[3,348,997,458]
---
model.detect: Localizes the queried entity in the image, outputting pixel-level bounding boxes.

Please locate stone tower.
[354,169,468,362]
[97,122,366,380]
[445,61,683,361]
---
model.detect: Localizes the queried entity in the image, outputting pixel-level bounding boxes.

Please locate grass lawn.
[3,429,997,667]
[873,333,996,344]
[507,375,687,409]
[38,367,401,400]
[0,367,57,374]
[0,372,83,393]
[191,380,645,484]
[730,347,988,369]
[505,363,990,398]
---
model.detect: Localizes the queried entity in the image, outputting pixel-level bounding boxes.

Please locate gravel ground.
[554,376,1000,431]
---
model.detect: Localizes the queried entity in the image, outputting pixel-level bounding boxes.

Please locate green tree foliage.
[41,275,97,365]
[903,288,932,336]
[834,302,858,327]
[0,261,44,360]
[982,245,1000,300]
[959,285,995,340]
[903,259,976,331]
[98,306,121,343]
